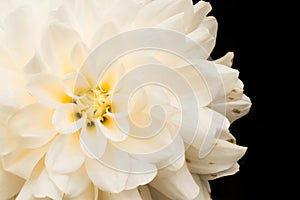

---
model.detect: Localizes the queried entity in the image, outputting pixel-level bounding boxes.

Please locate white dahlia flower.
[0,0,251,199]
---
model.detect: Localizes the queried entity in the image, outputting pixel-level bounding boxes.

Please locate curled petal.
[52,103,87,134]
[186,139,247,175]
[80,121,107,159]
[0,160,25,200]
[26,73,72,108]
[46,134,85,174]
[150,163,199,199]
[99,188,142,200]
[8,103,57,148]
[2,145,49,180]
[192,174,212,200]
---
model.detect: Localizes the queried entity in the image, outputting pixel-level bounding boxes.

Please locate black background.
[192,0,268,199]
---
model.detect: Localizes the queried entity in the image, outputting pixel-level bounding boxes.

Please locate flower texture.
[0,0,251,200]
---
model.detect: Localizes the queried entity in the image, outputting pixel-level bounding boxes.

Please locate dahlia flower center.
[74,84,112,126]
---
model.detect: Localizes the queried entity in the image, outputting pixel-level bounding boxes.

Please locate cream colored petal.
[80,121,107,159]
[62,72,91,98]
[0,122,17,156]
[0,160,25,200]
[186,139,247,175]
[90,21,120,50]
[8,104,57,148]
[0,68,33,109]
[186,1,212,32]
[158,12,185,32]
[40,22,81,75]
[70,184,96,200]
[192,174,211,200]
[33,169,64,200]
[98,114,129,142]
[26,73,72,108]
[212,94,252,123]
[99,188,142,200]
[45,134,85,174]
[137,185,153,200]
[85,157,129,193]
[125,158,157,190]
[201,163,240,181]
[187,16,217,56]
[23,52,48,77]
[52,103,87,134]
[134,0,190,27]
[48,166,90,198]
[1,144,49,180]
[149,163,199,199]
[2,6,36,67]
[215,52,234,67]
[71,42,90,70]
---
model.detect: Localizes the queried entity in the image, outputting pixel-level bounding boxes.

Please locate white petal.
[63,72,91,98]
[192,174,211,200]
[0,160,25,200]
[46,134,85,174]
[8,104,57,148]
[99,188,142,200]
[33,169,64,200]
[98,115,129,142]
[40,22,81,75]
[48,166,91,198]
[90,21,120,50]
[215,52,234,67]
[71,42,90,70]
[80,121,107,159]
[201,163,240,181]
[23,52,48,77]
[1,144,49,180]
[0,122,17,156]
[69,184,96,200]
[52,103,87,134]
[187,1,212,32]
[85,157,129,193]
[187,17,217,57]
[148,186,170,200]
[134,0,190,27]
[26,73,72,108]
[212,94,252,123]
[125,159,157,190]
[186,139,247,175]
[2,6,36,66]
[149,163,199,199]
[0,68,33,109]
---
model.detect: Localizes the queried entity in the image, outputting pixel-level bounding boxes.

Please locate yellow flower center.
[74,84,111,125]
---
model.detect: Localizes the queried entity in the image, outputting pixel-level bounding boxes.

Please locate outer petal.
[85,157,129,193]
[8,104,57,148]
[48,166,91,199]
[40,22,81,75]
[2,144,49,180]
[80,121,107,159]
[0,122,17,156]
[186,139,247,175]
[45,134,85,174]
[149,163,199,199]
[201,163,240,181]
[69,184,97,200]
[192,174,211,200]
[0,160,25,200]
[26,73,72,108]
[52,103,87,134]
[99,188,142,200]
[16,158,63,200]
[215,52,234,67]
